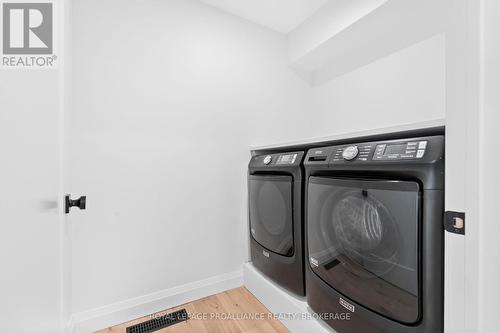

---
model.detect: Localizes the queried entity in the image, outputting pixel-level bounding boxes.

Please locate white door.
[0,70,63,332]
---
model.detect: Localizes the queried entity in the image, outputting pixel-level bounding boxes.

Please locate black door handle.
[65,195,86,214]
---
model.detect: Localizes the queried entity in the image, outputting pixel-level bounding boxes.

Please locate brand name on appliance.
[262,250,269,258]
[339,297,355,312]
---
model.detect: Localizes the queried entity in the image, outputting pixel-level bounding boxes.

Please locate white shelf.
[250,118,445,151]
[243,263,335,333]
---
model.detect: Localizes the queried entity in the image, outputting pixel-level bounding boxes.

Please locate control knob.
[263,155,272,165]
[342,146,359,161]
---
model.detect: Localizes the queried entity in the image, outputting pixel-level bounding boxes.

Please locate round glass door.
[249,175,294,256]
[307,177,420,323]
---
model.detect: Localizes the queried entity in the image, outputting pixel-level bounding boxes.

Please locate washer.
[304,135,444,333]
[248,151,305,296]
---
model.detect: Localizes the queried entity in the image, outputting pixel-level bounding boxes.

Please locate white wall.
[67,0,312,316]
[479,0,500,330]
[310,34,445,136]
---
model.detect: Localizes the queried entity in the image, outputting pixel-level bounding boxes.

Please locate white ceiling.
[198,0,329,34]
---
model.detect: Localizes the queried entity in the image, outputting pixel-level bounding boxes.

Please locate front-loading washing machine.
[304,135,444,333]
[248,151,305,296]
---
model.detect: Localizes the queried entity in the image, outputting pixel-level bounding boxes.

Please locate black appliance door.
[249,175,294,256]
[308,177,420,323]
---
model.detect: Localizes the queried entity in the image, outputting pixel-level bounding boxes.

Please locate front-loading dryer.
[248,151,305,296]
[304,135,444,333]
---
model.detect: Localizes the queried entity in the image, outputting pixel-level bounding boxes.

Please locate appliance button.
[263,155,272,165]
[342,146,359,161]
[416,150,425,158]
[419,141,428,149]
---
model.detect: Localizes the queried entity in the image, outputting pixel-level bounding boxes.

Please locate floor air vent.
[126,309,188,333]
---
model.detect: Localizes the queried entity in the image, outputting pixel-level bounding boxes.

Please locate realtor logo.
[1,1,56,68]
[3,2,52,54]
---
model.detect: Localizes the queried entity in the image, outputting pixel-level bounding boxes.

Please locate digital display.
[384,144,407,155]
[276,153,297,165]
[373,141,426,160]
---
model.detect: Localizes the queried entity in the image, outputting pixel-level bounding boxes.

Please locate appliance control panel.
[303,136,442,166]
[330,140,429,163]
[251,151,304,167]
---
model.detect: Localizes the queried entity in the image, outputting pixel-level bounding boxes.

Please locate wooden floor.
[95,287,290,333]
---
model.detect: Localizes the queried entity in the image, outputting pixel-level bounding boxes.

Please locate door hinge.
[444,211,465,235]
[65,194,86,214]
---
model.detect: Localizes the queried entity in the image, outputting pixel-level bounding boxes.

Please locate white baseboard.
[71,269,243,333]
[243,262,336,333]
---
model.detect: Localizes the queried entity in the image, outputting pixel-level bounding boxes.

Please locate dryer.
[304,136,444,333]
[248,151,305,296]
